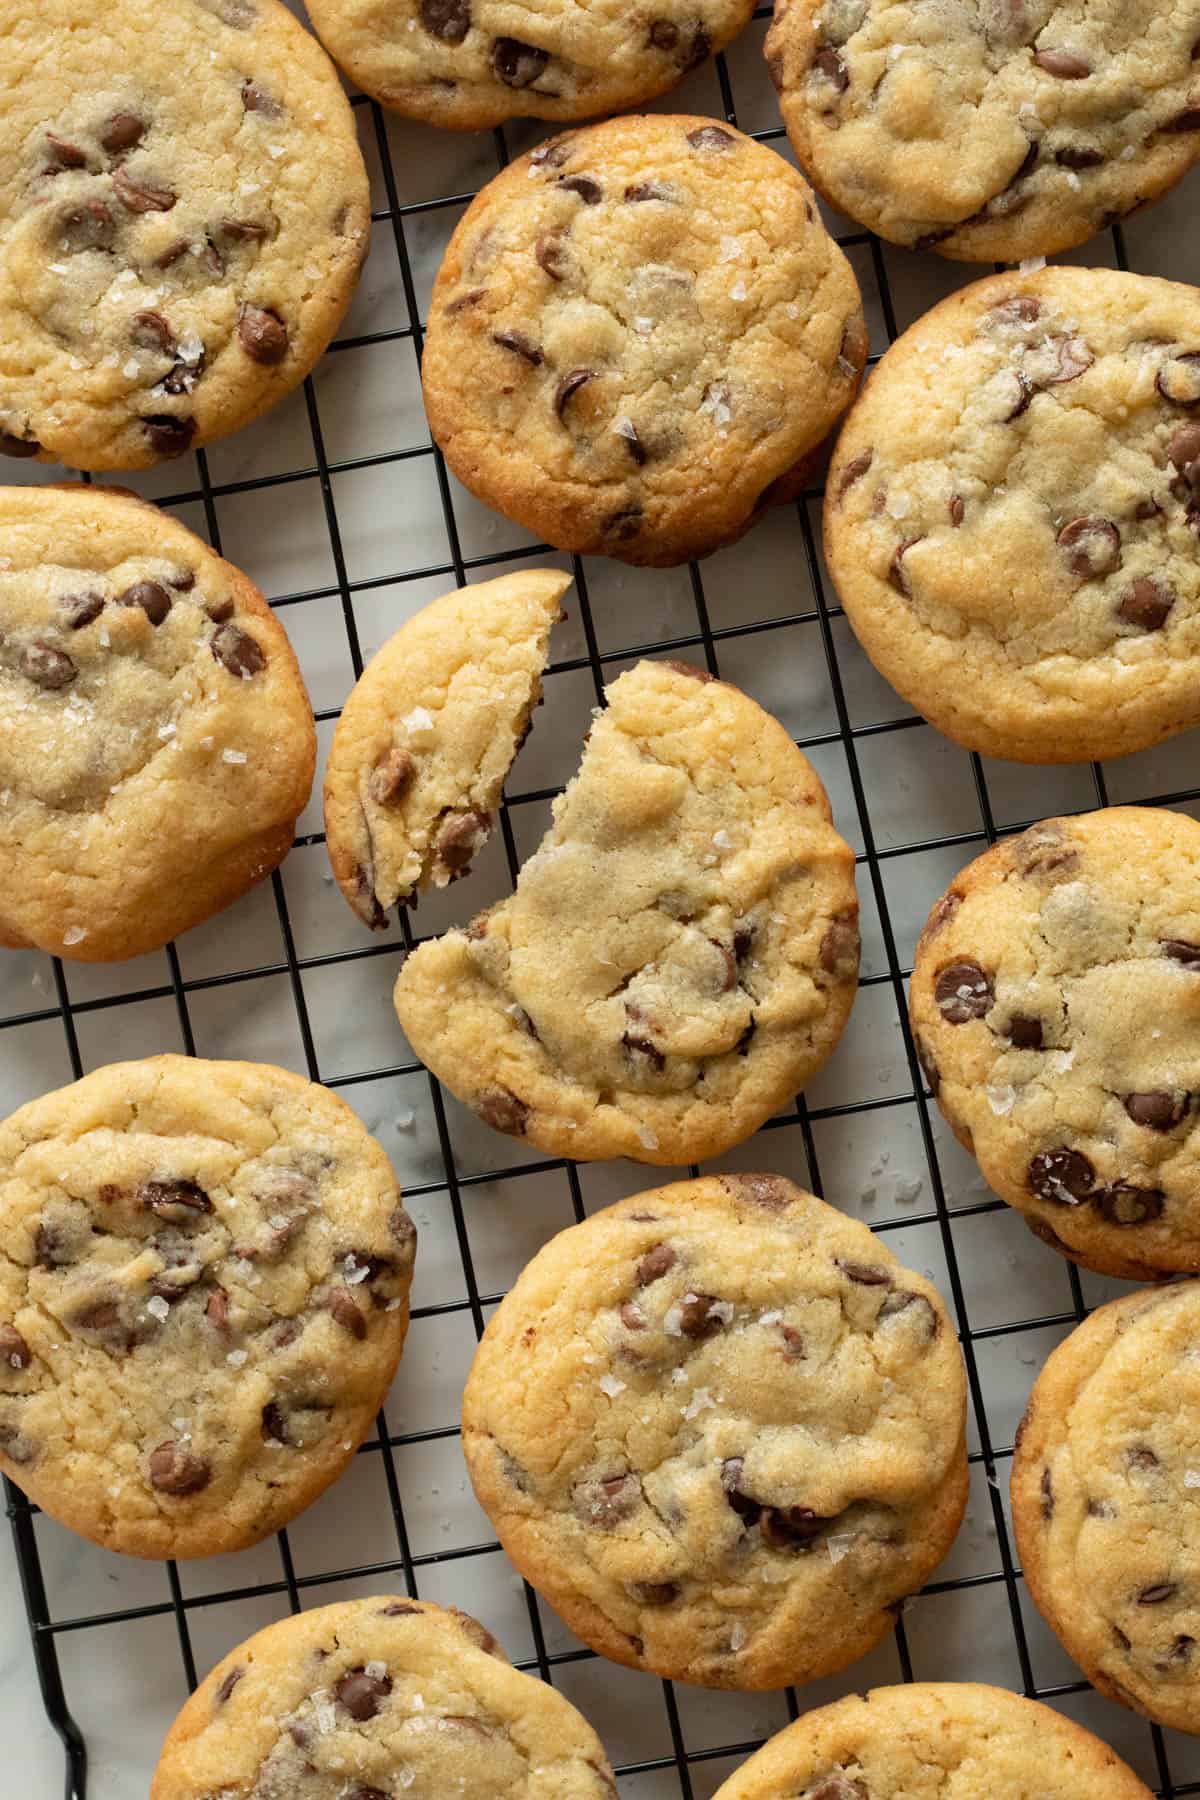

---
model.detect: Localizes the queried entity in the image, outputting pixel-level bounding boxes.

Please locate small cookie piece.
[307,0,756,130]
[911,808,1200,1281]
[422,114,867,566]
[0,484,314,961]
[825,267,1200,763]
[393,658,859,1166]
[1013,1283,1200,1736]
[0,0,369,469]
[766,0,1200,262]
[151,1597,618,1798]
[709,1682,1152,1796]
[324,568,568,930]
[0,1055,416,1558]
[463,1176,967,1690]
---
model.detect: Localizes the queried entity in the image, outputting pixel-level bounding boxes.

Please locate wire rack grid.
[2,6,1200,1796]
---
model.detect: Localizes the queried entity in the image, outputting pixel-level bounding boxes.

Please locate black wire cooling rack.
[5,12,1200,1797]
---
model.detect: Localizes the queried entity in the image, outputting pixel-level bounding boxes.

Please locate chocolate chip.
[1123,1088,1186,1131]
[630,1581,678,1605]
[101,113,146,155]
[1056,516,1121,578]
[419,0,471,39]
[1129,1445,1159,1471]
[625,181,676,203]
[138,1180,212,1221]
[329,1287,368,1339]
[558,175,602,204]
[1046,335,1095,383]
[1118,577,1174,631]
[648,19,678,47]
[991,296,1042,325]
[18,641,76,690]
[535,230,568,280]
[810,1781,868,1800]
[129,311,176,358]
[1055,144,1105,168]
[0,431,40,459]
[46,133,88,169]
[354,865,386,931]
[0,1421,35,1466]
[620,1300,647,1331]
[205,1287,230,1331]
[492,37,549,86]
[475,1088,529,1136]
[142,415,195,457]
[1006,1014,1044,1049]
[1164,938,1200,967]
[492,329,542,365]
[369,747,416,806]
[942,492,963,527]
[760,1505,829,1550]
[379,1601,421,1616]
[923,892,962,940]
[1138,1583,1179,1605]
[838,449,873,499]
[1097,1183,1165,1226]
[530,139,572,170]
[686,125,735,150]
[112,166,176,213]
[1003,372,1034,420]
[58,592,104,630]
[335,1668,392,1721]
[261,1401,288,1444]
[117,580,172,625]
[555,368,595,417]
[0,1326,31,1371]
[237,306,288,365]
[1165,106,1200,132]
[219,217,271,243]
[1165,1635,1196,1666]
[679,1292,723,1338]
[781,1325,806,1358]
[579,1472,642,1525]
[637,1242,676,1285]
[437,808,491,872]
[604,506,643,540]
[729,1174,791,1210]
[1034,48,1091,77]
[934,959,994,1024]
[1158,354,1200,408]
[446,287,486,315]
[838,1260,892,1286]
[721,1457,759,1521]
[623,1032,665,1072]
[878,1290,938,1338]
[888,536,922,596]
[820,914,859,974]
[1041,1466,1054,1519]
[814,46,850,89]
[613,417,646,464]
[1029,1147,1095,1205]
[214,1667,243,1704]
[212,622,266,677]
[148,1442,211,1495]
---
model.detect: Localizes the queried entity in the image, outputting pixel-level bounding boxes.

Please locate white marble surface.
[3,4,1200,1795]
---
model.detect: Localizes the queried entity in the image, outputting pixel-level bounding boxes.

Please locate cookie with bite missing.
[462,1175,967,1691]
[324,568,568,931]
[1013,1281,1200,1736]
[393,657,859,1167]
[0,1055,415,1559]
[825,267,1200,763]
[766,0,1200,262]
[306,0,756,130]
[911,807,1200,1281]
[709,1682,1152,1797]
[0,483,314,961]
[0,0,369,470]
[422,113,867,567]
[151,1597,618,1799]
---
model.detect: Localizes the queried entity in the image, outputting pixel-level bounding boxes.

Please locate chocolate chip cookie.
[422,114,868,567]
[0,0,369,470]
[307,0,756,130]
[825,267,1200,764]
[911,807,1200,1282]
[324,568,568,932]
[463,1175,967,1691]
[393,658,859,1166]
[152,1597,617,1799]
[0,1055,415,1559]
[0,483,314,962]
[709,1682,1153,1797]
[766,0,1200,262]
[1013,1281,1200,1736]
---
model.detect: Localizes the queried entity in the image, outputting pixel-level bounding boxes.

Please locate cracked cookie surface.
[151,1597,617,1798]
[462,1176,967,1690]
[393,658,859,1166]
[422,113,867,567]
[1013,1282,1200,1737]
[766,0,1200,261]
[0,484,315,962]
[307,0,756,130]
[0,0,369,470]
[324,568,568,930]
[911,807,1200,1280]
[709,1681,1153,1796]
[825,267,1200,763]
[0,1055,415,1558]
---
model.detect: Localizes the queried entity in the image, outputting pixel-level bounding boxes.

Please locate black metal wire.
[4,18,1197,1799]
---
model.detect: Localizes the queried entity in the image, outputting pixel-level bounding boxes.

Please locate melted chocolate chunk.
[934,960,994,1023]
[492,37,549,87]
[475,1088,529,1136]
[117,580,172,625]
[1029,1148,1095,1205]
[335,1668,392,1721]
[148,1441,211,1495]
[211,623,266,677]
[420,0,471,42]
[238,306,288,365]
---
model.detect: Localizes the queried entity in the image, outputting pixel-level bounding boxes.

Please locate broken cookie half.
[393,657,860,1165]
[324,568,569,929]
